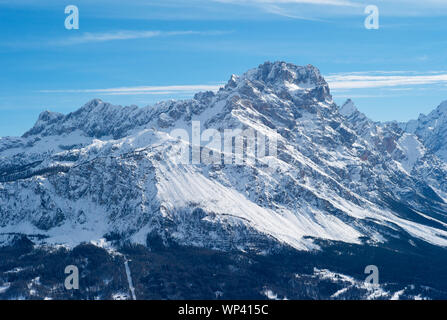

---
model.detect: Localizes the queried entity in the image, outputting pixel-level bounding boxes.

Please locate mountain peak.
[76,98,113,114]
[435,100,447,115]
[23,110,64,138]
[225,61,332,103]
[83,98,104,109]
[340,99,358,117]
[244,61,326,87]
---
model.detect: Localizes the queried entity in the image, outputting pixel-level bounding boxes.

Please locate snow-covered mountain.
[2,61,447,256]
[400,101,447,161]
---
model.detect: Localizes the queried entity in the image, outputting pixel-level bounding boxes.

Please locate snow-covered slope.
[2,61,447,253]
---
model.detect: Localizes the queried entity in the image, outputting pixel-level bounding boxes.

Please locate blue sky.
[1,0,447,136]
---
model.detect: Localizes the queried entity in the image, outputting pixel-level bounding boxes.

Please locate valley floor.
[0,234,446,300]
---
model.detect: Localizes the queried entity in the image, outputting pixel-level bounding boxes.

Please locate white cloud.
[39,84,224,95]
[326,72,447,89]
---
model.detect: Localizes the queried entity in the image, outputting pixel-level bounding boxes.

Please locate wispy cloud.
[212,0,360,19]
[214,0,358,7]
[326,71,447,90]
[1,29,230,49]
[40,71,447,96]
[50,30,230,46]
[259,4,325,20]
[39,84,224,96]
